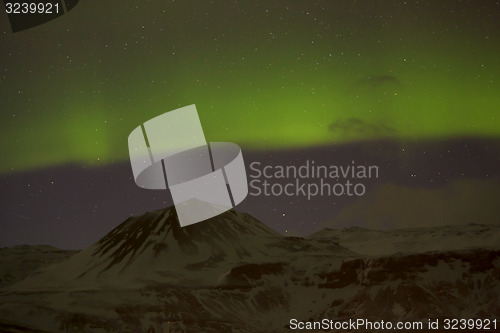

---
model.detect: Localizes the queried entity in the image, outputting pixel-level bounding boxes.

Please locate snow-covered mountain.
[0,208,498,332]
[6,208,277,290]
[6,207,350,291]
[0,245,76,287]
[310,223,500,256]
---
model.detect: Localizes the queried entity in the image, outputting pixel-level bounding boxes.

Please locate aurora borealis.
[1,1,499,248]
[0,0,499,173]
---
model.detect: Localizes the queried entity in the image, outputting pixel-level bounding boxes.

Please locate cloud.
[328,117,397,138]
[327,178,500,230]
[349,75,401,94]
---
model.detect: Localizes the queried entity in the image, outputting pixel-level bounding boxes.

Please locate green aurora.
[0,1,498,173]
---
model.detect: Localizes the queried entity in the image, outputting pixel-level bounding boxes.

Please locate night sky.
[1,1,499,249]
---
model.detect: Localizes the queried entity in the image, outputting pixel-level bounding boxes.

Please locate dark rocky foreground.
[0,208,498,332]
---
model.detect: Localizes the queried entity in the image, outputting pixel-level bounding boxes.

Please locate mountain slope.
[0,245,77,287]
[7,208,283,290]
[310,223,500,256]
[8,207,350,291]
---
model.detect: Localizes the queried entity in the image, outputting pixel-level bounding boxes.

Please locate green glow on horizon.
[0,1,498,173]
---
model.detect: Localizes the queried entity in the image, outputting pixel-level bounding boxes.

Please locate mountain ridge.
[310,223,500,256]
[6,206,350,291]
[0,208,498,332]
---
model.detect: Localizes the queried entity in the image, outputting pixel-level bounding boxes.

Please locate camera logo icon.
[128,105,248,227]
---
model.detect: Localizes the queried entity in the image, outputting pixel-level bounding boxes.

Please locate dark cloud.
[355,75,400,87]
[347,75,401,95]
[328,117,397,137]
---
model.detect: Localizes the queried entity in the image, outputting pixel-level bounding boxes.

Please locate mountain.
[0,208,498,332]
[310,223,500,256]
[6,207,349,292]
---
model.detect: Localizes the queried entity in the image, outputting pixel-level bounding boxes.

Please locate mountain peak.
[92,206,282,274]
[8,206,285,289]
